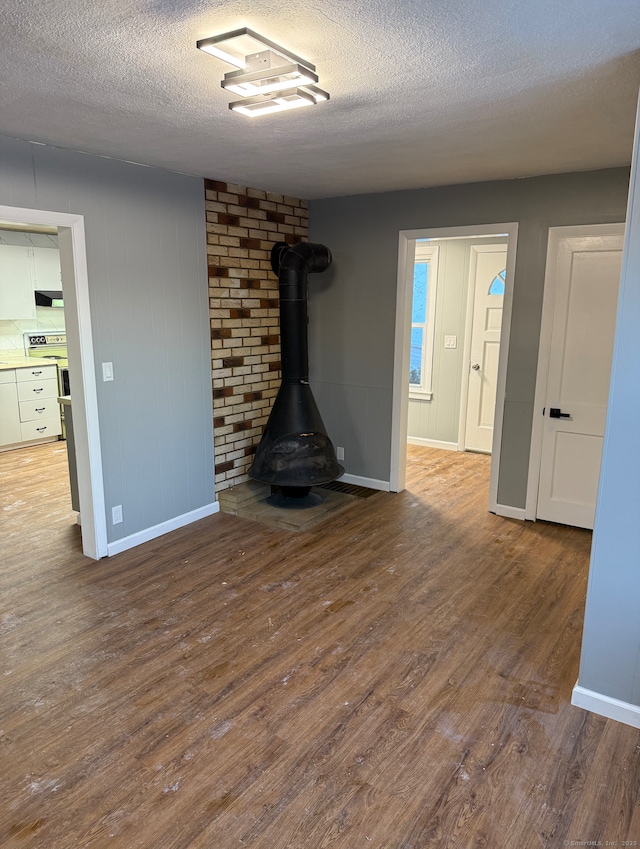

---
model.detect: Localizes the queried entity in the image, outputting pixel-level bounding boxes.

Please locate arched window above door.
[489,269,506,295]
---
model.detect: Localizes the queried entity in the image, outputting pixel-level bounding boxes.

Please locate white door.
[464,246,507,453]
[536,235,623,529]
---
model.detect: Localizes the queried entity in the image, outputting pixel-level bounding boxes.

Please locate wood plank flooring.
[1,442,639,848]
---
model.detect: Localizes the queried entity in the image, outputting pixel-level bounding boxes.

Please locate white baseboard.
[492,503,527,521]
[107,502,220,557]
[407,437,458,451]
[572,684,640,729]
[339,473,390,492]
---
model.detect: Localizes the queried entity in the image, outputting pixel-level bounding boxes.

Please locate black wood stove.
[248,241,343,508]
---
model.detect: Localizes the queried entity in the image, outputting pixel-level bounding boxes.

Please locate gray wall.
[309,169,630,504]
[577,107,640,709]
[0,136,214,545]
[407,235,507,445]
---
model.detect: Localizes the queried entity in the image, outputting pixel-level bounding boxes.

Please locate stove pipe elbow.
[278,242,332,302]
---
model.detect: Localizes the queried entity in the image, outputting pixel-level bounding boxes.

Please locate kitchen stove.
[24,332,68,362]
[24,332,69,437]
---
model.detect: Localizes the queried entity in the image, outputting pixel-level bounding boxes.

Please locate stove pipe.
[248,241,344,504]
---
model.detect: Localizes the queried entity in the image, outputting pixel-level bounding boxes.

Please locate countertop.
[0,356,56,371]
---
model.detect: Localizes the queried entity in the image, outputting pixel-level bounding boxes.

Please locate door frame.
[457,242,509,452]
[390,222,519,514]
[0,204,108,559]
[524,222,625,521]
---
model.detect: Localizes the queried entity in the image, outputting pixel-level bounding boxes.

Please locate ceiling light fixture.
[229,87,332,117]
[229,88,315,118]
[197,27,330,117]
[222,63,319,97]
[196,27,313,70]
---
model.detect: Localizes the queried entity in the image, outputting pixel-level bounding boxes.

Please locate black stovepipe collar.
[272,241,332,302]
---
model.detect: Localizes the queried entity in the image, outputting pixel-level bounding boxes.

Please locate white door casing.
[0,204,107,559]
[462,245,507,453]
[528,226,624,529]
[391,223,518,517]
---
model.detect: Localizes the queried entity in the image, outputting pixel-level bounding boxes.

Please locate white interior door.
[464,246,507,453]
[536,235,623,529]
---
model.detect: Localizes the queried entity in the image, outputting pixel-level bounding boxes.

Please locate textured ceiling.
[1,0,640,199]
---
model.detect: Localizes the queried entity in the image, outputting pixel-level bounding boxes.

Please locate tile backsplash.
[0,309,66,354]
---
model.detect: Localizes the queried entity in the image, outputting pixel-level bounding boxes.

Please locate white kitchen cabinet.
[19,397,60,421]
[17,377,59,402]
[20,418,61,441]
[32,247,62,289]
[0,377,22,445]
[17,363,57,381]
[0,365,61,448]
[0,245,36,320]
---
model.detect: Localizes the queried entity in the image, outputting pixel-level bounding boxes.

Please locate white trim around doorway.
[0,204,108,560]
[390,223,519,517]
[524,222,625,521]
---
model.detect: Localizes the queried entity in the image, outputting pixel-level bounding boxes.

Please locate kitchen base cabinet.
[17,376,59,402]
[0,380,22,445]
[0,364,62,451]
[20,418,62,441]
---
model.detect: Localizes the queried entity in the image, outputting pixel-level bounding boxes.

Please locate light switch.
[102,362,114,382]
[444,336,457,349]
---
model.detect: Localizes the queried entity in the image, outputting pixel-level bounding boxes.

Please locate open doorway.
[390,223,519,514]
[0,205,107,559]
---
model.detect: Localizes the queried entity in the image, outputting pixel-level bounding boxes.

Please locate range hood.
[35,290,64,308]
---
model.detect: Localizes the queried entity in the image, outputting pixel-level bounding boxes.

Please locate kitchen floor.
[0,440,81,562]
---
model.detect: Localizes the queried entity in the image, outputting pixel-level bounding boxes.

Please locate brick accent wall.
[205,178,309,491]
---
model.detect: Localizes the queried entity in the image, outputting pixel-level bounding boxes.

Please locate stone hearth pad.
[218,481,357,531]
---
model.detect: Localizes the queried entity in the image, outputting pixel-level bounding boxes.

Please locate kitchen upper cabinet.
[0,245,36,320]
[0,245,61,320]
[33,246,62,289]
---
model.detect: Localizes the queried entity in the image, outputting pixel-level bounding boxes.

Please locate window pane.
[410,327,423,384]
[489,270,506,296]
[412,263,428,323]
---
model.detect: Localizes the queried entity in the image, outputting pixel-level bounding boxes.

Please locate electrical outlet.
[112,504,123,525]
[336,446,345,461]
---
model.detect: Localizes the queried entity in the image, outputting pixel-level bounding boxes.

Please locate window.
[409,243,439,399]
[489,269,506,295]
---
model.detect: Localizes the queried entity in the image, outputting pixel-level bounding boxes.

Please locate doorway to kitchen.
[0,204,107,559]
[390,223,518,514]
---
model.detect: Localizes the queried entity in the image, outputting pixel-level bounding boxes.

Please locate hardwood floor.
[1,442,639,848]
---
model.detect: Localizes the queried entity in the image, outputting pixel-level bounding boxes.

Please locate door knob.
[471,363,480,371]
[549,407,571,418]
